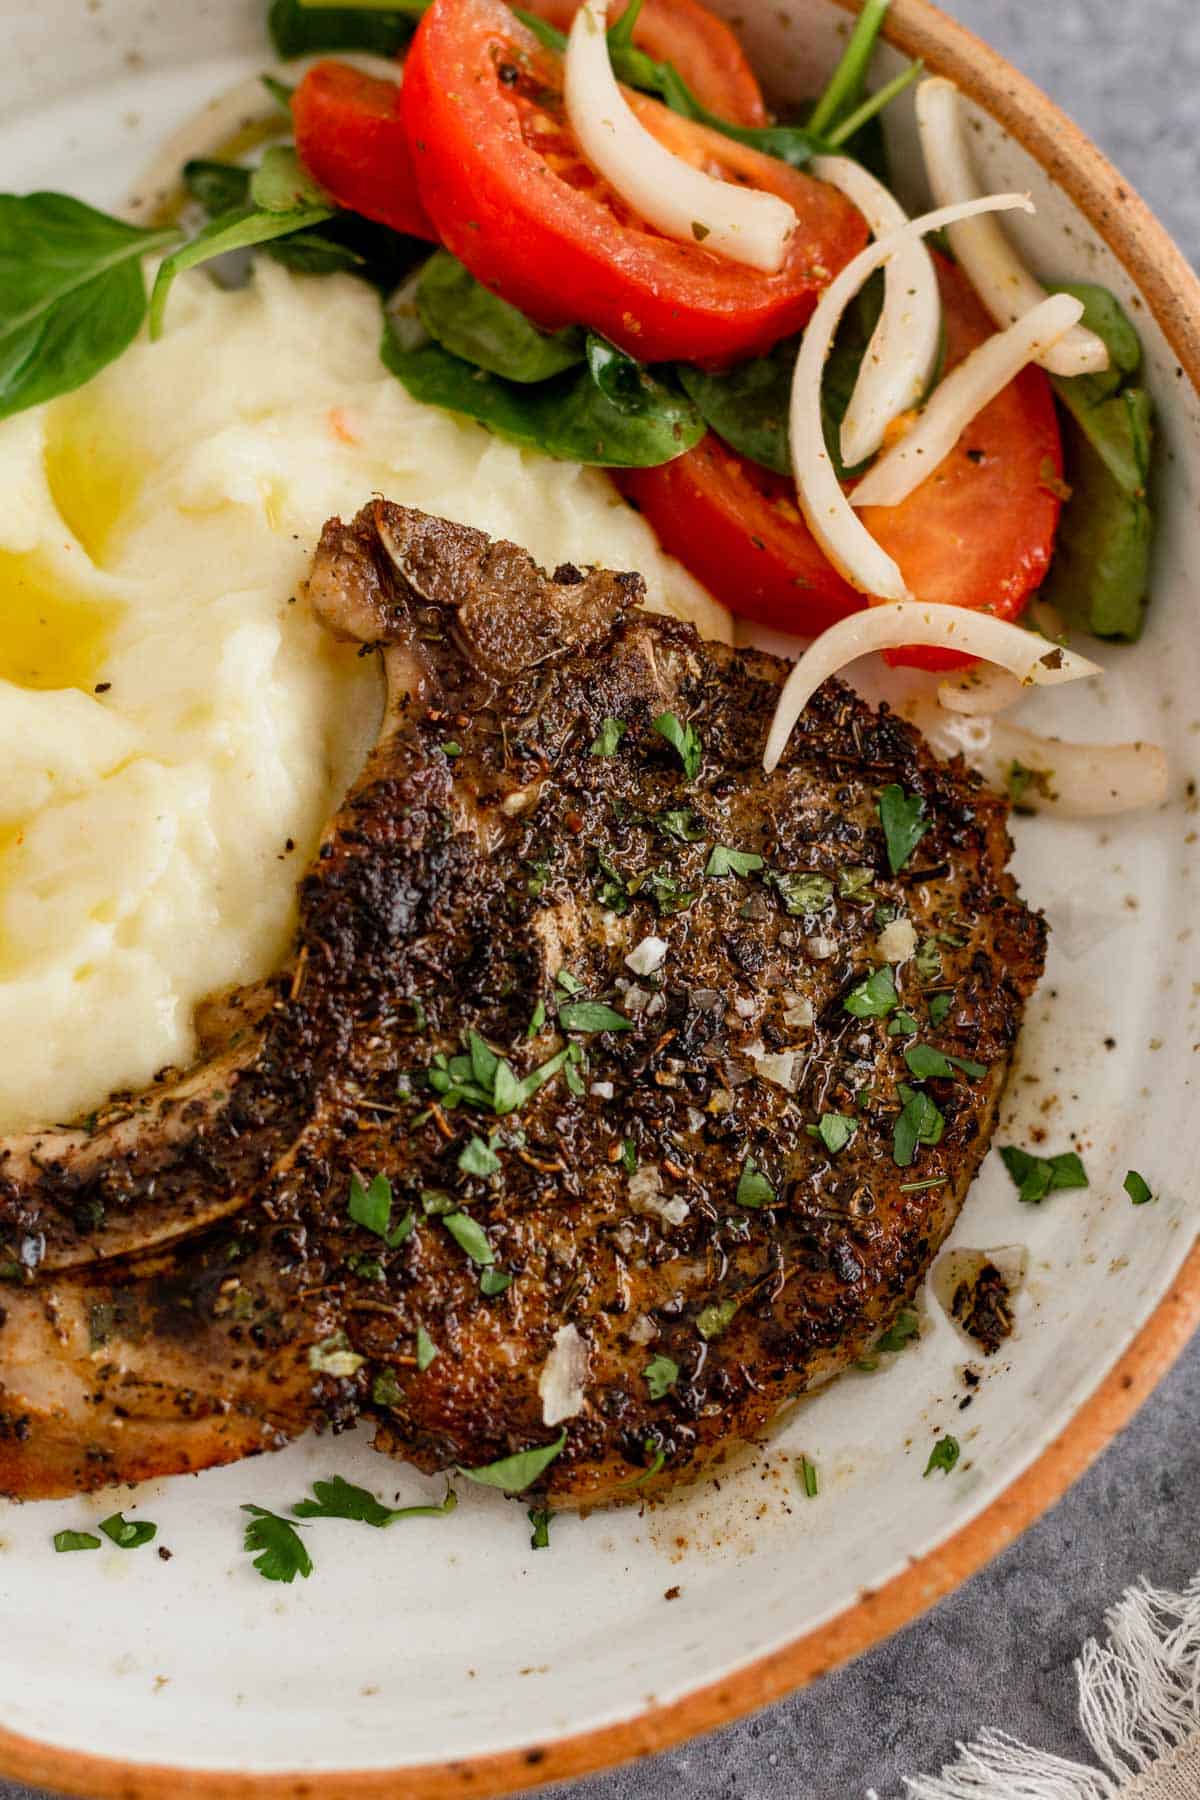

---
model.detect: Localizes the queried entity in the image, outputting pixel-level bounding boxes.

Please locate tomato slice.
[293,60,438,241]
[617,256,1065,666]
[401,0,867,367]
[518,0,767,126]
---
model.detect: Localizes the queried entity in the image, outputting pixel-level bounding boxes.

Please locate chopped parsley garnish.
[812,1112,857,1154]
[620,1137,638,1173]
[887,1010,919,1037]
[797,1455,819,1499]
[558,1001,632,1034]
[480,1267,513,1296]
[904,1043,988,1081]
[372,1370,403,1408]
[98,1512,157,1549]
[999,1146,1089,1205]
[421,1188,455,1215]
[442,1211,494,1265]
[556,967,584,995]
[441,740,463,758]
[915,939,943,983]
[923,1435,960,1478]
[767,870,833,916]
[898,1177,947,1193]
[705,844,764,878]
[623,1440,667,1487]
[893,1084,945,1168]
[526,999,546,1038]
[308,1332,365,1377]
[593,851,630,913]
[1124,1169,1154,1206]
[292,1475,456,1526]
[458,1135,501,1177]
[644,1354,680,1400]
[655,807,704,843]
[528,1506,553,1549]
[590,717,627,757]
[346,1252,384,1283]
[241,1505,312,1583]
[459,1431,567,1492]
[838,865,875,900]
[652,710,701,779]
[876,1308,919,1353]
[427,1029,570,1116]
[53,1530,100,1553]
[878,784,929,874]
[844,965,898,1018]
[416,1325,439,1371]
[636,867,696,914]
[348,1171,411,1247]
[735,1156,776,1207]
[928,992,954,1026]
[696,1297,738,1340]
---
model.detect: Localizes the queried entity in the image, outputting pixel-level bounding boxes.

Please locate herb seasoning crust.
[0,503,1045,1505]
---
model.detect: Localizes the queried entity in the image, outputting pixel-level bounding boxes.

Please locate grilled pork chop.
[0,503,1045,1504]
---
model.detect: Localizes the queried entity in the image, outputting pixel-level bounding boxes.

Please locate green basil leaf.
[892,1085,944,1168]
[459,1430,567,1492]
[417,249,584,383]
[98,1511,157,1549]
[999,1145,1088,1205]
[480,1267,514,1296]
[878,784,929,875]
[268,0,421,58]
[442,1211,494,1265]
[250,144,330,213]
[293,1474,456,1525]
[149,202,335,337]
[0,193,180,422]
[558,1001,632,1034]
[815,1112,857,1154]
[644,1354,680,1400]
[382,310,704,467]
[903,1043,987,1081]
[1124,1169,1154,1206]
[241,1505,313,1583]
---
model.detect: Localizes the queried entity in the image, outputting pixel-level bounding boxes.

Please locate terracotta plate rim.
[3,0,1199,1795]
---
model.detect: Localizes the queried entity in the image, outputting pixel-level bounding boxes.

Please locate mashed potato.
[0,261,727,1132]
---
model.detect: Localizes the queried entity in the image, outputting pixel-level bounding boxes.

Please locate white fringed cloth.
[881,1575,1200,1800]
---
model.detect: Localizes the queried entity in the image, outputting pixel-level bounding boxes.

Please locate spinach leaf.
[417,250,584,383]
[182,157,422,287]
[250,144,330,213]
[268,0,422,58]
[148,201,336,337]
[382,306,704,467]
[0,192,179,422]
[1043,282,1154,641]
[677,276,886,480]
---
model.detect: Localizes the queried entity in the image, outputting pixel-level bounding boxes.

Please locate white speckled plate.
[0,3,1198,1795]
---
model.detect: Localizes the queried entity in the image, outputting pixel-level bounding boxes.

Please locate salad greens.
[0,194,179,422]
[1042,281,1154,640]
[268,0,422,58]
[416,249,585,382]
[382,303,705,466]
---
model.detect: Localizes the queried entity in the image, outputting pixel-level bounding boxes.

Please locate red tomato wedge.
[401,0,868,366]
[617,256,1065,666]
[518,0,768,126]
[293,60,438,241]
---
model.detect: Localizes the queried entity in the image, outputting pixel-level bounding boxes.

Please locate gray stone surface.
[2,3,1198,1798]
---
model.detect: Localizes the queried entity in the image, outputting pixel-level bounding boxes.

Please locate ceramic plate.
[1,2,1198,1794]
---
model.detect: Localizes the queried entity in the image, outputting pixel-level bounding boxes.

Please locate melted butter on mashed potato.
[0,261,728,1132]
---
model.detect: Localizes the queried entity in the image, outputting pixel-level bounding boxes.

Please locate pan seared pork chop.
[0,504,1045,1504]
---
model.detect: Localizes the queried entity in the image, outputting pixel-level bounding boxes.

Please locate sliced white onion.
[937,665,1025,716]
[789,193,1034,606]
[810,155,941,467]
[539,1324,590,1425]
[851,292,1084,508]
[564,0,795,272]
[763,603,1101,774]
[123,55,403,225]
[916,77,1108,379]
[909,703,1168,818]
